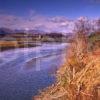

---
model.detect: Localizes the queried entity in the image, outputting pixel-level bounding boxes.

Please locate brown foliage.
[33,19,100,100]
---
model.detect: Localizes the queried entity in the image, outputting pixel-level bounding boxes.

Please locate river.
[0,43,68,100]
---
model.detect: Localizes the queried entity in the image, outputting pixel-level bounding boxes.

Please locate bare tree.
[95,18,100,32]
[74,17,91,35]
[72,17,91,62]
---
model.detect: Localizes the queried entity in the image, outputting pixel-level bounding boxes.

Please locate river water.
[0,43,68,100]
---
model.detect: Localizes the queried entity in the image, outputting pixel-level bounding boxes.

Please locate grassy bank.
[0,40,40,51]
[34,32,100,100]
[0,33,71,51]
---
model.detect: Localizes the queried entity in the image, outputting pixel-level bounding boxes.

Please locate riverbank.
[34,32,100,100]
[0,32,71,52]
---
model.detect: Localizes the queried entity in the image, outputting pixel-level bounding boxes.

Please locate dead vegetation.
[34,18,100,100]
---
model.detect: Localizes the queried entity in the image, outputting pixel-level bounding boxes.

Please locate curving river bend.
[0,43,68,100]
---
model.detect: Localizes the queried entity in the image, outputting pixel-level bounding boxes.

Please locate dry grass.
[0,41,18,47]
[34,32,100,100]
[0,41,19,51]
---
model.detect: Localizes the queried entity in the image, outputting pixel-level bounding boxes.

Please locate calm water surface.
[0,43,68,100]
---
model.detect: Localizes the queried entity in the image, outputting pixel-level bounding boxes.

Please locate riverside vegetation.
[34,19,100,100]
[0,32,71,51]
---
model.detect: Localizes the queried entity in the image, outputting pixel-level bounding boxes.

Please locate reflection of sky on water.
[0,43,68,100]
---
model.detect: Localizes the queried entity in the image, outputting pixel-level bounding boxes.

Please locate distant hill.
[0,27,14,34]
[0,27,73,35]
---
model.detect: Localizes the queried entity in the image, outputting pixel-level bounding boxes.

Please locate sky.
[0,0,100,31]
[0,0,100,18]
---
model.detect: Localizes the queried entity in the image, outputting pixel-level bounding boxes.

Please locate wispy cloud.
[0,12,74,33]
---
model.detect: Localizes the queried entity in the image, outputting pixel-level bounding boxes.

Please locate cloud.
[0,12,74,33]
